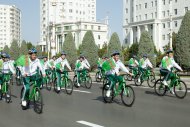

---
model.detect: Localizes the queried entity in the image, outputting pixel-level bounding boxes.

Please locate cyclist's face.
[80,58,83,62]
[169,53,173,58]
[61,55,66,59]
[44,58,47,61]
[53,57,56,61]
[114,55,120,61]
[30,54,37,60]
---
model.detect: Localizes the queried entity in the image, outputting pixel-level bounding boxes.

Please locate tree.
[107,32,122,57]
[3,45,10,54]
[98,43,108,58]
[128,42,139,58]
[62,32,78,68]
[138,31,156,66]
[9,40,20,60]
[36,45,42,56]
[27,42,34,50]
[20,40,28,55]
[80,30,99,69]
[176,11,190,67]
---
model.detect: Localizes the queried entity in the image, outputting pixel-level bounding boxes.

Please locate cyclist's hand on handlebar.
[43,74,46,77]
[129,72,133,76]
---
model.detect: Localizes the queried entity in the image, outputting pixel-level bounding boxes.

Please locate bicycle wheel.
[5,83,11,103]
[65,79,73,95]
[174,80,187,99]
[0,89,3,100]
[46,77,52,91]
[148,75,156,88]
[121,85,135,107]
[53,78,60,93]
[95,72,102,82]
[102,83,114,103]
[85,76,92,89]
[34,87,43,114]
[73,75,79,88]
[134,74,142,86]
[103,77,109,86]
[154,79,167,96]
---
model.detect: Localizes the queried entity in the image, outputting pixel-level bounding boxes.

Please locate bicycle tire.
[102,83,114,103]
[34,87,43,114]
[174,80,187,99]
[154,79,167,96]
[121,85,135,107]
[65,79,73,95]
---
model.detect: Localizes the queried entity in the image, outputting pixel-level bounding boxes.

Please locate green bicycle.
[102,73,135,107]
[134,67,156,88]
[125,66,139,81]
[73,69,92,89]
[154,68,187,99]
[0,73,12,103]
[54,71,73,95]
[20,76,43,114]
[44,69,54,91]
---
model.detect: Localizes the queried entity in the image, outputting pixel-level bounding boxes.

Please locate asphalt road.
[0,76,190,127]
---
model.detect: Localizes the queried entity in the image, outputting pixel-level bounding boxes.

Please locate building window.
[151,1,154,7]
[98,35,101,40]
[151,13,153,18]
[145,3,147,8]
[185,7,188,13]
[126,8,128,13]
[85,25,87,29]
[69,9,73,13]
[98,26,101,30]
[163,23,165,28]
[162,11,165,17]
[163,0,165,5]
[145,14,147,20]
[174,21,178,27]
[126,19,128,23]
[162,35,165,40]
[139,4,141,9]
[167,10,170,16]
[167,22,170,28]
[175,0,177,3]
[155,0,157,6]
[174,9,177,15]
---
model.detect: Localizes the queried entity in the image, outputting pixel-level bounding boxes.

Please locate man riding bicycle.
[0,53,15,93]
[102,51,133,97]
[138,54,153,81]
[75,55,90,87]
[20,48,45,108]
[160,49,183,94]
[55,51,72,92]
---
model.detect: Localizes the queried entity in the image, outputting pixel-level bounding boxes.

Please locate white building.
[0,5,21,50]
[123,0,190,51]
[39,0,107,55]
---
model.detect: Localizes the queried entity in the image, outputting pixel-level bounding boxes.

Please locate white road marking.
[61,88,91,94]
[77,121,104,127]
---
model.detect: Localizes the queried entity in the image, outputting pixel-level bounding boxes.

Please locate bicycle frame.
[1,74,12,93]
[113,75,128,96]
[60,71,69,87]
[28,81,39,101]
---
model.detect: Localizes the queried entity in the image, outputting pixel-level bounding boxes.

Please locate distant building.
[123,0,190,51]
[0,4,21,50]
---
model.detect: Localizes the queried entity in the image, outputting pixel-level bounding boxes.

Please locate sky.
[0,0,123,44]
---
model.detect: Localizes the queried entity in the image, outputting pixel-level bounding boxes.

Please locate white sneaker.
[57,87,61,91]
[17,76,20,79]
[163,81,168,86]
[170,89,175,95]
[0,85,1,90]
[77,83,80,87]
[21,100,27,106]
[106,90,111,97]
[6,94,10,98]
[138,78,141,83]
[98,75,101,79]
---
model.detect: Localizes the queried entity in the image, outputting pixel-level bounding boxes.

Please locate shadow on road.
[145,90,176,98]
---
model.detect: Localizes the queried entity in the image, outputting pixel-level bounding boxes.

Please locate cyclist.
[102,51,133,97]
[55,51,71,92]
[128,55,139,76]
[20,48,45,108]
[75,55,90,87]
[138,54,153,82]
[160,49,183,94]
[0,53,15,94]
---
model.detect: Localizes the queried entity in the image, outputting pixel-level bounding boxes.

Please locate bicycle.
[44,69,54,91]
[102,73,135,107]
[154,68,187,99]
[73,69,92,89]
[15,67,23,86]
[54,70,73,95]
[95,67,106,82]
[134,67,156,88]
[20,75,43,114]
[125,66,139,81]
[0,72,12,103]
